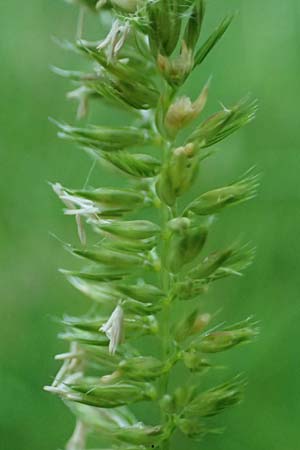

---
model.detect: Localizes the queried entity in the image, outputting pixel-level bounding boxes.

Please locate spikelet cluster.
[45,1,259,449]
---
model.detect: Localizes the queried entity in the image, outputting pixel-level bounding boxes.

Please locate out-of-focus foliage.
[0,1,299,450]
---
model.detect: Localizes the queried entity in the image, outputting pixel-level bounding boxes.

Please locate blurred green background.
[1,0,299,449]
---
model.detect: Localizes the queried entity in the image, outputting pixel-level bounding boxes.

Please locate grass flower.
[100,305,125,354]
[46,1,259,449]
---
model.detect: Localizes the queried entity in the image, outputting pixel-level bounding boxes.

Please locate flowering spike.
[47,2,259,450]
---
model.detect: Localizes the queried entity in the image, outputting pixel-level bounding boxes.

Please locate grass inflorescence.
[45,1,259,449]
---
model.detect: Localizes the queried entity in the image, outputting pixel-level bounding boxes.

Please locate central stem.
[161,200,171,376]
[160,201,172,450]
[159,142,175,450]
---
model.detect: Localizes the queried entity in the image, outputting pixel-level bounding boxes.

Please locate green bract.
[46,1,259,449]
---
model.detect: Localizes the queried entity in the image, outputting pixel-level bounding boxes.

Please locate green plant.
[45,1,259,449]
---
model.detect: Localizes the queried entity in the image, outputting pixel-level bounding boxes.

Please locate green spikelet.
[46,2,259,449]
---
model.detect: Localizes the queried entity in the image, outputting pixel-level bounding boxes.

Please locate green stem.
[159,141,176,450]
[160,200,171,382]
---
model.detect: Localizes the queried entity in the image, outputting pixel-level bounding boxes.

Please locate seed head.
[48,1,258,448]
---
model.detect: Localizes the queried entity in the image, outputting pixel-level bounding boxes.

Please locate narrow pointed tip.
[205,75,213,88]
[64,243,75,254]
[43,385,57,393]
[48,180,58,189]
[50,65,69,78]
[51,35,61,46]
[48,117,62,128]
